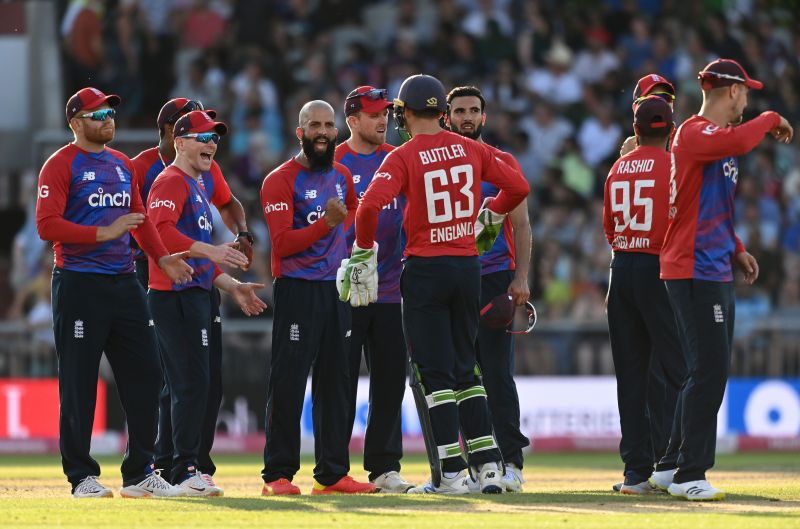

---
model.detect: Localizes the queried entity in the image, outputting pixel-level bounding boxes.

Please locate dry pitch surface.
[1,453,799,528]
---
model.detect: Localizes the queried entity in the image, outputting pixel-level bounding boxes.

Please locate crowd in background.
[4,0,800,376]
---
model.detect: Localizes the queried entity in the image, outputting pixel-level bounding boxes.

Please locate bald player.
[259,100,376,496]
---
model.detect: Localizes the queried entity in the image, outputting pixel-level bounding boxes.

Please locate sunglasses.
[634,91,675,107]
[167,100,205,124]
[179,132,220,144]
[346,88,388,101]
[700,71,746,83]
[78,108,116,121]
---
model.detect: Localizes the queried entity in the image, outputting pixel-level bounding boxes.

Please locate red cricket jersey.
[660,112,779,281]
[355,130,529,257]
[603,145,671,256]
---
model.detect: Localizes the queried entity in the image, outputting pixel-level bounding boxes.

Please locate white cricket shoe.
[120,469,185,498]
[477,462,504,494]
[668,479,725,501]
[201,473,224,496]
[407,470,470,495]
[73,476,113,498]
[648,469,675,491]
[175,470,223,497]
[620,480,660,495]
[501,463,524,492]
[372,471,414,493]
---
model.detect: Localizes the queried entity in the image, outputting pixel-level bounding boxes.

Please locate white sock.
[443,471,461,479]
[480,462,499,472]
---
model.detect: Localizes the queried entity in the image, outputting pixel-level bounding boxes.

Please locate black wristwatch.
[237,231,255,244]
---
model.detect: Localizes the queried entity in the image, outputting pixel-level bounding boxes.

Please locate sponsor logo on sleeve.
[38,185,49,198]
[150,198,176,211]
[263,201,289,214]
[374,172,392,181]
[702,124,719,136]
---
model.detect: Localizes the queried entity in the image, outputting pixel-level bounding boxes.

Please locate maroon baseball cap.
[173,110,228,137]
[633,74,675,101]
[344,86,392,116]
[157,98,216,129]
[634,96,673,134]
[698,59,763,90]
[66,87,120,122]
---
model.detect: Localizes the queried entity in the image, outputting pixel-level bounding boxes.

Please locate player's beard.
[85,124,115,145]
[450,121,483,141]
[301,133,336,171]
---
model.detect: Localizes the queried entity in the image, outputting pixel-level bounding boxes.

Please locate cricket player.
[339,74,530,494]
[36,87,193,498]
[445,85,531,492]
[612,73,682,494]
[603,96,686,495]
[132,98,252,486]
[660,59,793,500]
[146,110,267,495]
[336,86,413,493]
[260,100,376,495]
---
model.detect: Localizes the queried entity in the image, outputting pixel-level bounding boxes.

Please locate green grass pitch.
[1,453,799,528]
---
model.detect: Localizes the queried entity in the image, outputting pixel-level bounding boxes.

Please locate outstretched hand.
[231,282,267,316]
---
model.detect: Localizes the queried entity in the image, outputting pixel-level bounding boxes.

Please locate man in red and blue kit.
[335,86,413,493]
[445,85,532,493]
[146,110,266,495]
[660,59,793,501]
[36,87,193,498]
[340,74,529,494]
[131,98,252,485]
[259,100,377,496]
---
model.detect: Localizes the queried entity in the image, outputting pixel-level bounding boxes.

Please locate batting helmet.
[394,74,447,113]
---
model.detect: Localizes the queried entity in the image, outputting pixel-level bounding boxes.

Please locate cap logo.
[426,97,438,107]
[89,88,103,97]
[651,74,661,82]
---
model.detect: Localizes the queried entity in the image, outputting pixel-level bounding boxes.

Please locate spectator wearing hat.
[131,98,253,487]
[660,59,793,501]
[525,41,582,106]
[36,87,193,498]
[146,110,267,495]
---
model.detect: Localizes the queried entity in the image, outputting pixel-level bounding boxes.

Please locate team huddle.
[35,61,792,501]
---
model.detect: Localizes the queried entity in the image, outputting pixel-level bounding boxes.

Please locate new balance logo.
[713,304,724,323]
[196,193,203,203]
[304,189,317,199]
[352,174,361,184]
[74,320,84,339]
[201,329,208,346]
[82,171,96,181]
[289,323,300,342]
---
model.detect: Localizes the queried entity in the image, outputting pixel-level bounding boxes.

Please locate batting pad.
[437,441,464,459]
[426,389,456,408]
[455,385,488,404]
[466,435,498,454]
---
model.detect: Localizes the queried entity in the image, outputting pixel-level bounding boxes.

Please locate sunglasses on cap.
[78,108,116,121]
[346,88,388,101]
[700,71,746,83]
[634,90,675,107]
[167,100,205,125]
[178,132,220,144]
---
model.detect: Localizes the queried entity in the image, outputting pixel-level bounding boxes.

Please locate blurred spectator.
[525,41,582,107]
[577,103,622,168]
[61,0,105,94]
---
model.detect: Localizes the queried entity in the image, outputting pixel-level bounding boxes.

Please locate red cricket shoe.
[262,478,301,496]
[311,476,378,495]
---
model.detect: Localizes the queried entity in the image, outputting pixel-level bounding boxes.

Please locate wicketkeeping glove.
[474,198,507,255]
[337,243,379,307]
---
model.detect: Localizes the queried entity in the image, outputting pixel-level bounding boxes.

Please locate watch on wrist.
[237,231,254,244]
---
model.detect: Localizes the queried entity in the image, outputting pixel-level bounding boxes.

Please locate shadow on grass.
[160,490,800,515]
